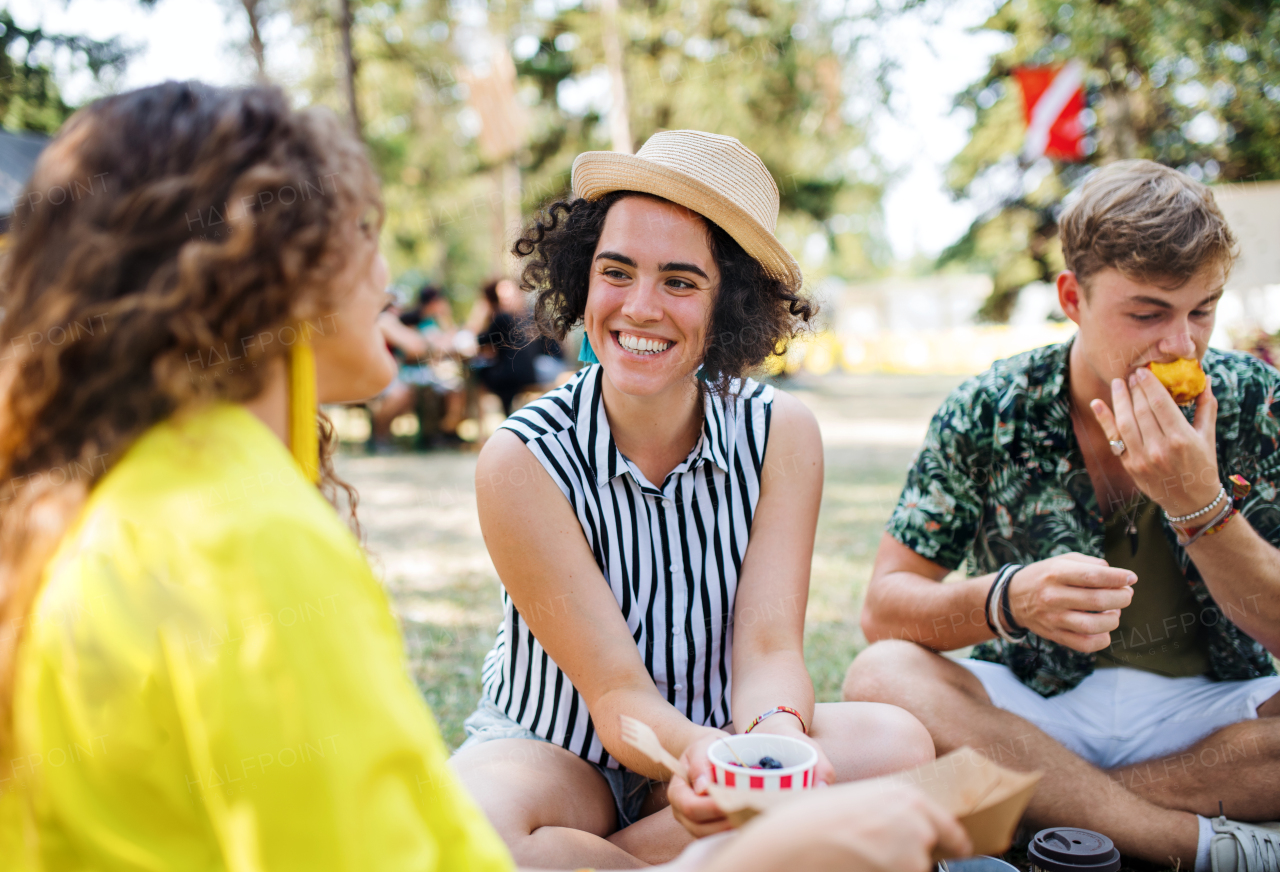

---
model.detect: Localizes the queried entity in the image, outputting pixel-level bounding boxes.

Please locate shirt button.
[673,625,683,635]
[674,684,684,691]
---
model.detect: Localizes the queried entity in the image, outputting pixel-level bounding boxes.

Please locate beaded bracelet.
[1165,485,1226,524]
[745,705,807,735]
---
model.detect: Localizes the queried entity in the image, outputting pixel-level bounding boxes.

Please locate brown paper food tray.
[706,747,1041,859]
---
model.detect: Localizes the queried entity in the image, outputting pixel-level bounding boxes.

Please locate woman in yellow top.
[0,81,968,872]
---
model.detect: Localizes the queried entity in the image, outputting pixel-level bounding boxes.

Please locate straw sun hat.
[570,130,803,291]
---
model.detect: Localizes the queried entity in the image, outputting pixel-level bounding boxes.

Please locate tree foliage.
[285,0,893,306]
[0,10,135,134]
[940,0,1280,320]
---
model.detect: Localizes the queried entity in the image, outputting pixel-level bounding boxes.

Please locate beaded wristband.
[745,705,807,735]
[1165,485,1226,524]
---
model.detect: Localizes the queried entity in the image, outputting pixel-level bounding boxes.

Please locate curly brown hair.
[1060,159,1237,292]
[512,192,813,393]
[0,81,381,751]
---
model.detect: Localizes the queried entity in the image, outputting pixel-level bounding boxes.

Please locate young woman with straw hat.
[453,130,939,867]
[0,84,970,872]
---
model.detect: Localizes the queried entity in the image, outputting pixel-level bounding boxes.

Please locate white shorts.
[958,659,1280,770]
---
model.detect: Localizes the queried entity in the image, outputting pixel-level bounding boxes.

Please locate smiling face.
[1060,262,1225,390]
[583,196,720,398]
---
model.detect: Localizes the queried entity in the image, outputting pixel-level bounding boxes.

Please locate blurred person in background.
[368,300,428,450]
[374,284,467,448]
[474,276,564,416]
[0,81,970,872]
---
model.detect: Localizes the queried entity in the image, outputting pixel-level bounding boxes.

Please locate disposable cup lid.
[1028,828,1121,872]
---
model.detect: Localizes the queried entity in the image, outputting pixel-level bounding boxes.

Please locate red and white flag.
[1014,61,1086,162]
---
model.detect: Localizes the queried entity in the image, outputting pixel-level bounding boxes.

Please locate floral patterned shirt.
[886,340,1280,696]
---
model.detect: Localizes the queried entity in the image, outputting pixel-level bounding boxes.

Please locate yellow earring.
[289,339,319,485]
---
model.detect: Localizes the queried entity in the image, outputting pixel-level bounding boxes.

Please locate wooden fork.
[619,715,689,782]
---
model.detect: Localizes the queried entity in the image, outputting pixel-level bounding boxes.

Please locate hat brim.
[571,151,803,291]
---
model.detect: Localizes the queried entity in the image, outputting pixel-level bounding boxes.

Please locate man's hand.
[1006,553,1135,652]
[1090,367,1220,517]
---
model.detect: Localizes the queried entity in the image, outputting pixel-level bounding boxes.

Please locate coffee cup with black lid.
[1028,828,1121,872]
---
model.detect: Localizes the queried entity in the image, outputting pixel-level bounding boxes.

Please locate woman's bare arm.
[476,430,720,777]
[729,390,823,737]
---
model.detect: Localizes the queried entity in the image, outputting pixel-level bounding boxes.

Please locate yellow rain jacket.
[0,403,513,872]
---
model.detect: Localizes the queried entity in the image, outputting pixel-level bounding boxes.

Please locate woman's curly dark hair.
[512,191,813,394]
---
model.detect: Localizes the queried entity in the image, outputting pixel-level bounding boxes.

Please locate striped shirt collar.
[572,365,732,494]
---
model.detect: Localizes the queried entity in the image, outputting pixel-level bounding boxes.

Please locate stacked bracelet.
[1175,497,1235,546]
[986,564,1028,643]
[745,705,807,735]
[1000,570,1027,640]
[1165,477,1252,546]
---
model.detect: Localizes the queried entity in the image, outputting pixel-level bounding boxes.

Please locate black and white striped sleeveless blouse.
[480,364,774,768]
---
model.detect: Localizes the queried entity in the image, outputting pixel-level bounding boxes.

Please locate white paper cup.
[707,734,819,791]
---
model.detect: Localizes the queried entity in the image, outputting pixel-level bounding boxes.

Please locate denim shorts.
[457,697,656,828]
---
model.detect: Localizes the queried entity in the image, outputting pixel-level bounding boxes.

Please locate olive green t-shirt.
[1094,492,1211,677]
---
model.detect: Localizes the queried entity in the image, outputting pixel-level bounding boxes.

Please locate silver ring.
[1109,439,1126,456]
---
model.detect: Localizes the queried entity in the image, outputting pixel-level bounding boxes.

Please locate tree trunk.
[1098,83,1139,162]
[491,160,522,274]
[240,0,268,80]
[599,0,632,154]
[338,0,361,135]
[1096,42,1139,162]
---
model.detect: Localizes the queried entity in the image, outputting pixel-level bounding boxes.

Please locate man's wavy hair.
[1060,159,1237,292]
[0,81,381,752]
[512,191,813,393]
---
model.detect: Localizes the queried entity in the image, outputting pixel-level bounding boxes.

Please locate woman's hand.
[745,715,836,787]
[670,720,838,838]
[668,729,734,837]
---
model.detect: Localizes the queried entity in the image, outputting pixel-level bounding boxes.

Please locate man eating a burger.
[844,159,1280,872]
